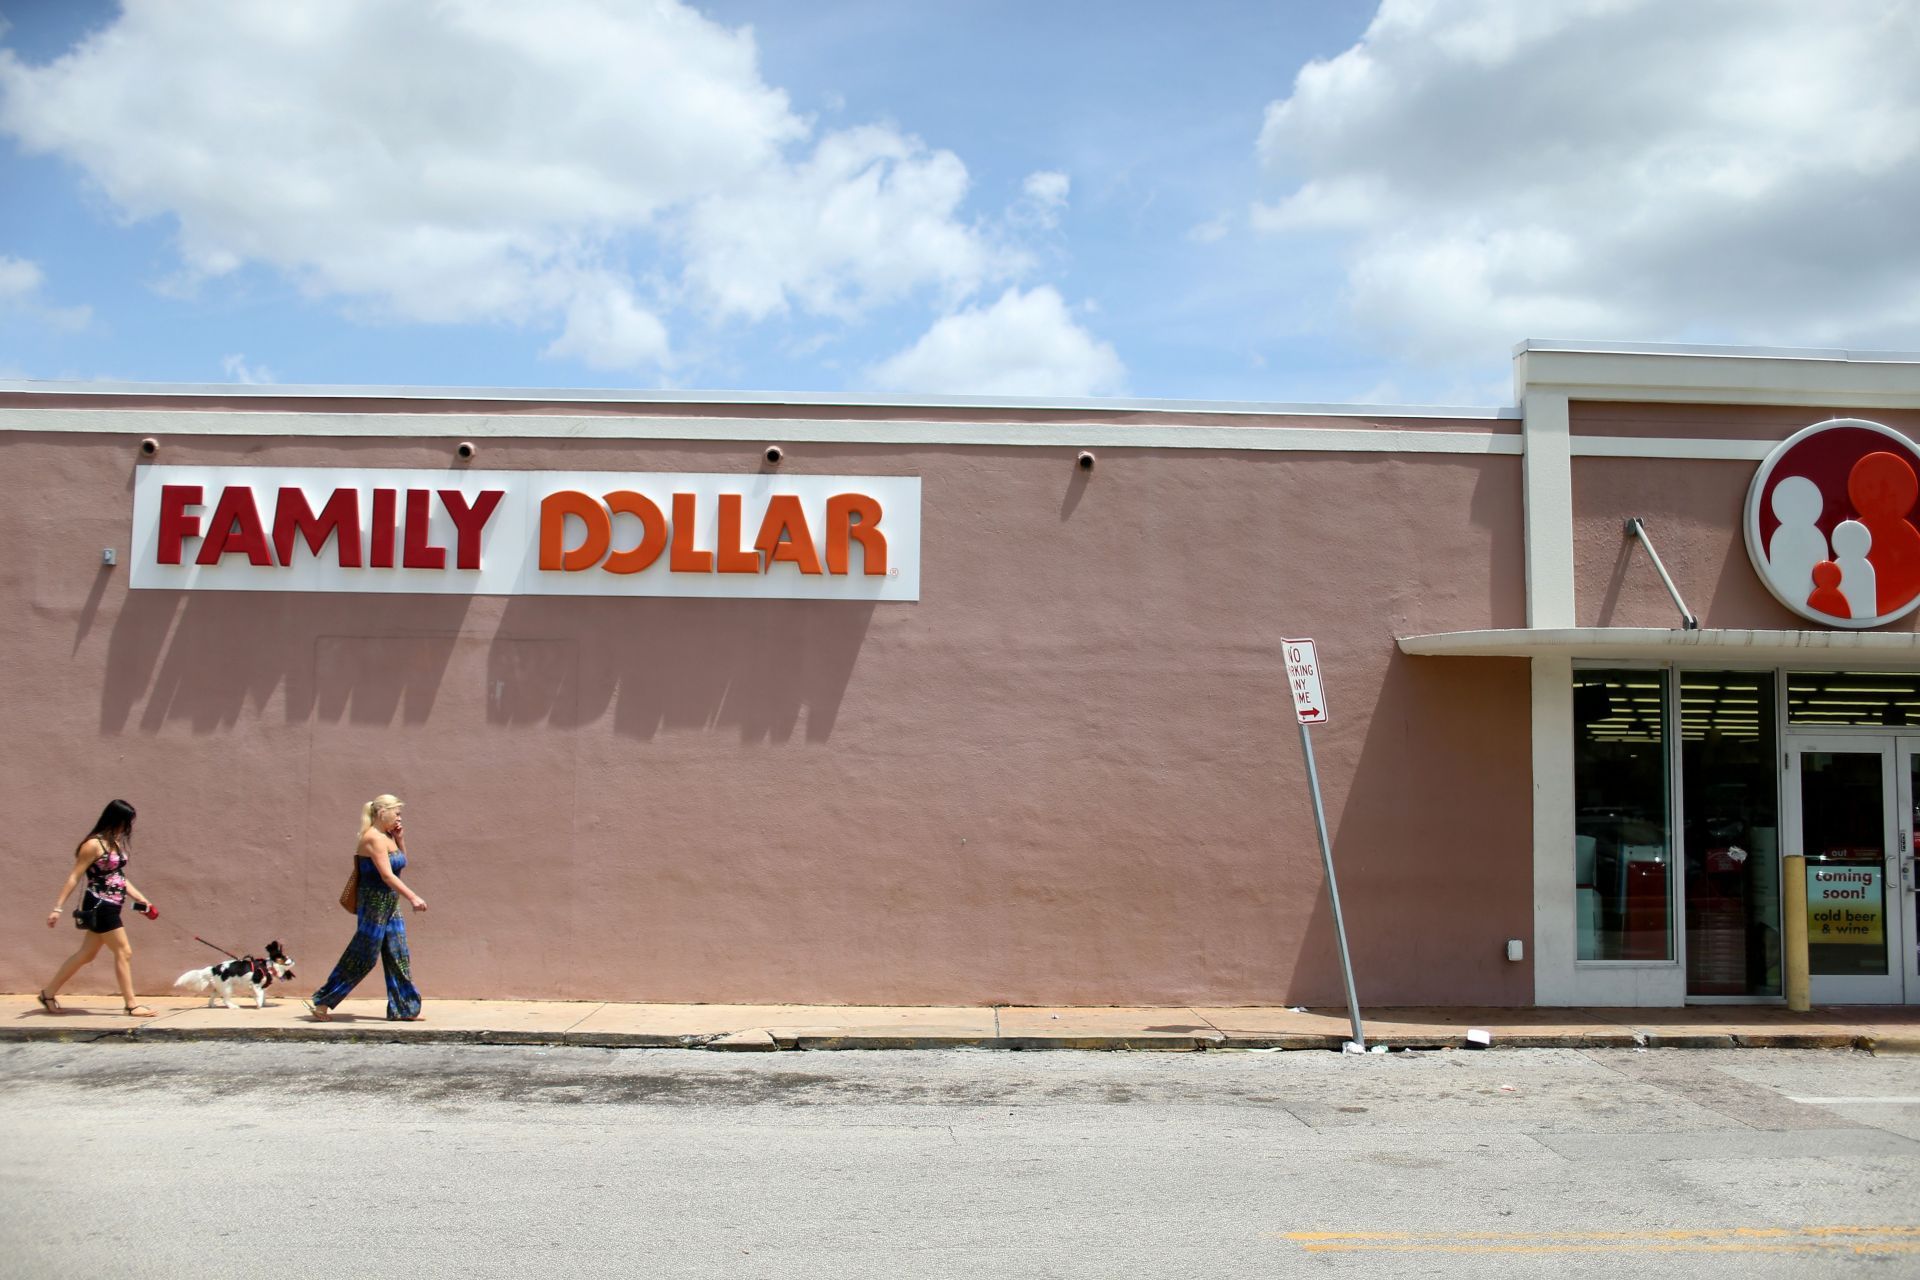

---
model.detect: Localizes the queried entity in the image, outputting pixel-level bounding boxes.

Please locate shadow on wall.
[488,595,878,743]
[99,592,482,733]
[1286,645,1533,1007]
[1593,531,1639,627]
[99,588,878,743]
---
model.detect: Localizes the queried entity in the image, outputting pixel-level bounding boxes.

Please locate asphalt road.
[4,1042,1919,1278]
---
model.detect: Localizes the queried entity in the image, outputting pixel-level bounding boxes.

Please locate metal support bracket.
[1624,517,1699,630]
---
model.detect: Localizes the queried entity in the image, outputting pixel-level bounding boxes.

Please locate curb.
[1859,1035,1920,1055]
[2,1025,1910,1052]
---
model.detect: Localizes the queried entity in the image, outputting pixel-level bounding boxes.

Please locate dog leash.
[192,935,243,961]
[144,908,244,961]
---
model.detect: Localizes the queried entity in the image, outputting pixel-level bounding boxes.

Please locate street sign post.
[1285,639,1365,1050]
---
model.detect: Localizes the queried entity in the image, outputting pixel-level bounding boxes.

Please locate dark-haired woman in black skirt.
[40,799,160,1017]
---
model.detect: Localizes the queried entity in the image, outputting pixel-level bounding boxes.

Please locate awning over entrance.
[1397,627,1920,665]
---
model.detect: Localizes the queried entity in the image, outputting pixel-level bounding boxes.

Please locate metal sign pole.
[1298,718,1365,1050]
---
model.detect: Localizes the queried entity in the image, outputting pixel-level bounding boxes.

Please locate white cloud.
[1187,215,1232,244]
[1024,171,1070,209]
[0,253,90,330]
[221,353,274,384]
[1012,170,1070,230]
[0,255,41,302]
[542,277,671,371]
[866,287,1126,397]
[0,0,1015,376]
[681,125,1011,322]
[1253,0,1920,362]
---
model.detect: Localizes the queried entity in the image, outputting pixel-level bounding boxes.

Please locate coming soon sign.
[131,466,921,601]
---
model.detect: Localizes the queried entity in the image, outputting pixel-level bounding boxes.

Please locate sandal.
[303,999,332,1021]
[124,1004,158,1018]
[35,991,62,1014]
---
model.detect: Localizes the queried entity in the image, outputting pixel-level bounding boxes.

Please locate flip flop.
[35,991,62,1014]
[303,999,332,1021]
[124,1004,158,1018]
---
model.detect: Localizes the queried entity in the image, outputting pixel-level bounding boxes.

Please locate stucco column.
[1531,654,1576,1004]
[1522,390,1578,1003]
[1521,390,1574,628]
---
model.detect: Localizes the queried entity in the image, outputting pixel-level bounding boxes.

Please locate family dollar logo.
[1745,418,1920,628]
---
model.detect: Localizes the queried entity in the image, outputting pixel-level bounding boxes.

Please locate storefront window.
[1787,671,1920,727]
[1574,670,1672,961]
[1680,672,1780,995]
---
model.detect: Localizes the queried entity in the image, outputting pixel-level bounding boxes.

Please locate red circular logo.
[1745,418,1920,629]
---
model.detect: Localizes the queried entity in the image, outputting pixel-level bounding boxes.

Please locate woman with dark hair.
[39,799,160,1016]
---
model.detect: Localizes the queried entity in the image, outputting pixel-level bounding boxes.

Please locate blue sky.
[1,1,1916,405]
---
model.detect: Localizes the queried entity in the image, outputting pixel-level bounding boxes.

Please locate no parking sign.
[1284,633,1362,1047]
[1285,638,1327,725]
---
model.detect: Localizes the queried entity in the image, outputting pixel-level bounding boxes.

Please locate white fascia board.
[0,379,1520,421]
[1513,342,1920,409]
[0,408,1523,455]
[1513,339,1920,362]
[1399,627,1920,665]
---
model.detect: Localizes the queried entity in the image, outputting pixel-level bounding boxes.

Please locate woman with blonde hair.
[307,794,426,1021]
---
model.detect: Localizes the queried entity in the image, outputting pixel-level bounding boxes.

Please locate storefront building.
[3,341,1918,1007]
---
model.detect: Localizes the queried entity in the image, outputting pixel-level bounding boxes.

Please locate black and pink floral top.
[85,843,128,905]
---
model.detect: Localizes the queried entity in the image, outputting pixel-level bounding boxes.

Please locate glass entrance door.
[1897,740,1920,1001]
[1789,739,1905,1004]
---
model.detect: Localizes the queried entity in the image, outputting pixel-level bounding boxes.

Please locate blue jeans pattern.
[313,879,421,1019]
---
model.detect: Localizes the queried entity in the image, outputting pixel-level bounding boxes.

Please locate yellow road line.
[1297,1242,1920,1255]
[1278,1225,1920,1254]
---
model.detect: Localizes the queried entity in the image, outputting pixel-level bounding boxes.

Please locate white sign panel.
[1285,638,1327,724]
[131,466,921,601]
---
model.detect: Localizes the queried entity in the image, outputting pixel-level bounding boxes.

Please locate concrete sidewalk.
[8,994,1920,1051]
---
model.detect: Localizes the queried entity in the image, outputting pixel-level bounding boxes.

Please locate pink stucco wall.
[1573,401,1920,631]
[2,404,1534,1005]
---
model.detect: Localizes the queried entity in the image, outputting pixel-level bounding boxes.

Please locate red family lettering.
[157,485,506,569]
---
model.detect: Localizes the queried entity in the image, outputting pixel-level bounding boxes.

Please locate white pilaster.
[1531,654,1576,1004]
[1521,390,1575,628]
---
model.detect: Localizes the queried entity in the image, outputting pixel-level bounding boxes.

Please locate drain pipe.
[1624,517,1699,630]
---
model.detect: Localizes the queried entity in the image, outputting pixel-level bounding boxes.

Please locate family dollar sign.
[1286,639,1328,725]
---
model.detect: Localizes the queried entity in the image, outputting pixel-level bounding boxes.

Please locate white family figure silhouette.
[1765,475,1829,607]
[1831,519,1876,620]
[1766,476,1879,620]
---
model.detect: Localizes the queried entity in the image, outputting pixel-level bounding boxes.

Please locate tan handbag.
[338,863,359,914]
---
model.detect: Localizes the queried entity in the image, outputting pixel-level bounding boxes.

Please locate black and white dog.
[174,941,296,1009]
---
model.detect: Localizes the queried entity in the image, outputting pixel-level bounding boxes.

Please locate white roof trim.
[1513,339,1920,364]
[1513,340,1920,409]
[0,408,1523,454]
[1399,627,1920,665]
[0,379,1519,420]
